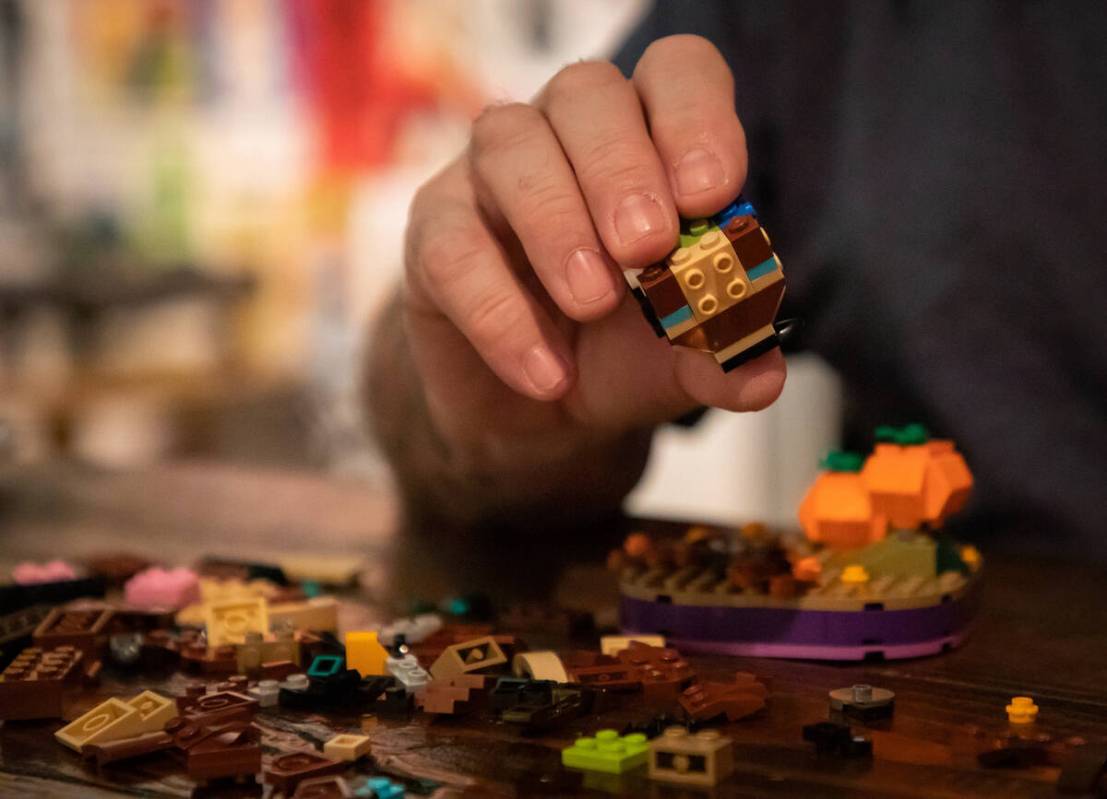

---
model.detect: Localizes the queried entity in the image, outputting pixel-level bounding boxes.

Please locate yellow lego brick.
[205,597,269,647]
[345,631,388,677]
[667,226,751,324]
[269,596,338,633]
[276,555,366,585]
[127,690,177,733]
[322,733,372,762]
[55,697,145,752]
[599,635,667,657]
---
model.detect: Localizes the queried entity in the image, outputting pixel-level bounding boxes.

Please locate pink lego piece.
[12,560,78,585]
[124,567,201,609]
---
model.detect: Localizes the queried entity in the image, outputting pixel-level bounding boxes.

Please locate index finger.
[633,35,748,219]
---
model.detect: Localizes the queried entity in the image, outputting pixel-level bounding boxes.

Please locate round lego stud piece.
[689,220,710,237]
[713,251,734,273]
[698,296,718,315]
[726,279,747,299]
[829,684,895,721]
[684,269,705,289]
[840,565,870,585]
[1006,696,1038,724]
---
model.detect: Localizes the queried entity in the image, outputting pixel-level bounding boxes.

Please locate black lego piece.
[802,721,873,759]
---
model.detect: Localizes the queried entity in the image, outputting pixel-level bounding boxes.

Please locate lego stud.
[685,269,705,289]
[713,251,734,273]
[701,230,722,247]
[698,296,718,315]
[670,248,691,266]
[840,565,870,585]
[662,726,688,739]
[852,684,873,703]
[689,220,710,237]
[726,279,747,299]
[1006,696,1039,724]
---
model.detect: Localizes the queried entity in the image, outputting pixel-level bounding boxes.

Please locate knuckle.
[577,137,653,189]
[546,60,625,108]
[470,102,545,161]
[415,225,489,288]
[465,289,526,344]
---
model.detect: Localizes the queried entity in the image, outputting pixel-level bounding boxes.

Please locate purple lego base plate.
[619,578,980,661]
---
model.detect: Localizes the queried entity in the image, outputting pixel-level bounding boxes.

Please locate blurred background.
[0,0,841,531]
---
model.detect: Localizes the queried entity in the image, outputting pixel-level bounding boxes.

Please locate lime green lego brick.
[562,729,649,774]
[678,219,711,249]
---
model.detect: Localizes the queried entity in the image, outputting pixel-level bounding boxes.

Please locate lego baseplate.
[618,557,981,661]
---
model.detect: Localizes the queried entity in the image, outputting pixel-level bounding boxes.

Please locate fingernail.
[614,193,667,245]
[565,248,616,305]
[523,345,569,394]
[675,148,724,195]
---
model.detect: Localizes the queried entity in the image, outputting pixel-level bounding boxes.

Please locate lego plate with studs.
[610,424,983,660]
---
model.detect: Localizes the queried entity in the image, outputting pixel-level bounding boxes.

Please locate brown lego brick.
[674,277,785,353]
[722,215,774,270]
[0,646,83,720]
[293,775,353,798]
[639,265,689,319]
[567,662,641,692]
[187,721,262,782]
[33,607,113,658]
[183,690,258,725]
[263,751,345,795]
[416,675,488,715]
[181,642,238,676]
[617,642,696,701]
[679,672,767,722]
[83,730,174,768]
[260,659,300,680]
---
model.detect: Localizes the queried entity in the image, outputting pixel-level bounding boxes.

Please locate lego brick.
[673,276,784,353]
[12,560,77,584]
[1006,696,1038,724]
[416,675,486,715]
[55,697,145,752]
[561,729,649,774]
[802,721,873,758]
[308,654,346,679]
[236,630,300,675]
[33,607,114,658]
[378,613,443,646]
[666,226,750,324]
[249,679,280,708]
[187,720,262,782]
[679,672,767,722]
[263,751,345,794]
[568,662,640,692]
[295,775,353,798]
[0,605,53,661]
[184,690,258,725]
[860,438,972,530]
[345,631,388,677]
[600,635,666,657]
[127,690,177,732]
[718,329,780,372]
[648,727,734,786]
[617,641,695,701]
[0,645,83,720]
[82,730,174,768]
[322,733,372,761]
[829,684,895,722]
[638,265,688,320]
[361,776,405,798]
[261,659,301,680]
[270,596,339,633]
[511,651,569,683]
[204,597,269,647]
[711,196,757,228]
[386,654,429,694]
[276,555,365,586]
[123,567,201,610]
[721,215,774,271]
[181,642,238,675]
[428,636,506,680]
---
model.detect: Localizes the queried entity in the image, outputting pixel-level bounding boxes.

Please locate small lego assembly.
[648,727,734,787]
[633,195,786,371]
[614,425,983,660]
[561,729,650,774]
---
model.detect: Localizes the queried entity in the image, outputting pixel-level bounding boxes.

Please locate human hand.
[400,35,785,458]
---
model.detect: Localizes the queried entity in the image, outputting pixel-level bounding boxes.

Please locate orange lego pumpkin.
[860,439,973,530]
[798,452,887,549]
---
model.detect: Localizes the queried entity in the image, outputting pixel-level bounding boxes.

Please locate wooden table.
[1,462,1105,797]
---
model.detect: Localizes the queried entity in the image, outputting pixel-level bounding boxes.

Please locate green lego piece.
[561,729,649,774]
[875,423,930,445]
[678,219,711,249]
[820,450,865,472]
[825,531,937,579]
[307,654,344,678]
